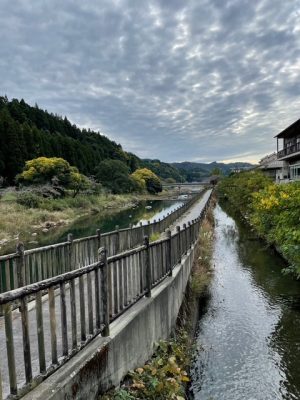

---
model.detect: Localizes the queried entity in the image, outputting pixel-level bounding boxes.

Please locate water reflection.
[190,203,300,400]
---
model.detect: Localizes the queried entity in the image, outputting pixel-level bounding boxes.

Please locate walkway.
[169,189,212,234]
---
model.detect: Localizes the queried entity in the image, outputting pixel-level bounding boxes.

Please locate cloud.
[1,0,300,163]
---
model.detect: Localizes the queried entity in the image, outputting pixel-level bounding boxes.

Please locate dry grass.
[190,201,215,297]
[0,193,139,244]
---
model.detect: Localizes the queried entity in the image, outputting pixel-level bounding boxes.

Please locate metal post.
[176,226,181,262]
[166,229,172,276]
[115,225,120,253]
[16,242,25,288]
[67,233,73,271]
[98,247,110,336]
[144,236,151,297]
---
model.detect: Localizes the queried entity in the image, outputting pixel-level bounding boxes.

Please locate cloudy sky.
[1,0,300,163]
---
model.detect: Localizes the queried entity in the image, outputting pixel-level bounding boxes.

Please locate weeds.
[101,329,192,400]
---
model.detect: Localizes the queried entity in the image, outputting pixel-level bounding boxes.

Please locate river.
[0,199,184,255]
[190,203,300,400]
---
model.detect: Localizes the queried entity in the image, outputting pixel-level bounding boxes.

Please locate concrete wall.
[24,243,196,400]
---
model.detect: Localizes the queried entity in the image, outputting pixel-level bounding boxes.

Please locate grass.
[190,206,215,297]
[0,192,139,246]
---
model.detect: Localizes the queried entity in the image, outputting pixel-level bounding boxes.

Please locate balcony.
[277,142,300,160]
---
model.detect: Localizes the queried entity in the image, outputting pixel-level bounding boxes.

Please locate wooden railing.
[0,191,205,294]
[0,191,212,400]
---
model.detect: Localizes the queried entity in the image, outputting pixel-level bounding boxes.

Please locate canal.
[190,203,300,400]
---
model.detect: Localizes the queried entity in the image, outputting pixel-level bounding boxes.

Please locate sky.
[1,0,300,164]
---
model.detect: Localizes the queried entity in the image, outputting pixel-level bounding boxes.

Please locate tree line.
[0,96,184,186]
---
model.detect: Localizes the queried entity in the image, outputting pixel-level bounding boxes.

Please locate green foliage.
[0,97,185,186]
[103,330,191,400]
[17,157,91,197]
[96,160,140,194]
[218,170,272,216]
[16,191,41,208]
[131,168,162,194]
[218,171,300,277]
[142,159,184,182]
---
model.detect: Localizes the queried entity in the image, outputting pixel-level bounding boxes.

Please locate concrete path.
[0,189,212,399]
[168,189,212,234]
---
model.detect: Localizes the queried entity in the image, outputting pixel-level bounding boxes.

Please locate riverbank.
[0,189,176,253]
[100,199,215,400]
[217,171,300,277]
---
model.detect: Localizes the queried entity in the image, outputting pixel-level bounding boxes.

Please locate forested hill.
[0,96,183,184]
[172,161,255,182]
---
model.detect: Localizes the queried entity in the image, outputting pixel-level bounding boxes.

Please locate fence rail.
[0,190,212,400]
[0,191,205,294]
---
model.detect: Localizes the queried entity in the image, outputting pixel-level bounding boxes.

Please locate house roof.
[275,118,300,139]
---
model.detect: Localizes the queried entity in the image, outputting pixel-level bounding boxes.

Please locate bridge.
[0,190,212,400]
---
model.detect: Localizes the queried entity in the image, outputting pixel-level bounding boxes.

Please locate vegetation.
[96,159,139,194]
[17,157,91,197]
[0,96,186,186]
[218,171,300,277]
[101,330,192,400]
[131,168,162,194]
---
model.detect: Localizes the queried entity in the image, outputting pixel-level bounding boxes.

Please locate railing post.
[176,226,181,262]
[129,223,133,248]
[4,304,17,395]
[188,222,191,248]
[183,223,187,254]
[144,236,151,297]
[166,229,172,276]
[115,225,120,253]
[147,220,151,238]
[96,229,101,249]
[67,233,74,271]
[98,247,110,336]
[16,242,25,287]
[0,367,2,400]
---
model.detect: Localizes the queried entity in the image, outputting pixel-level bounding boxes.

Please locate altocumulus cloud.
[1,0,300,162]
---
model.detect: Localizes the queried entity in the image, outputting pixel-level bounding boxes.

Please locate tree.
[131,168,162,194]
[95,159,139,194]
[17,156,90,196]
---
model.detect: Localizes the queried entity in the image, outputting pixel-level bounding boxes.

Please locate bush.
[17,191,41,208]
[218,171,300,277]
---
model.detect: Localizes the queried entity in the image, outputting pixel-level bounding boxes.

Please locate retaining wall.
[23,239,197,400]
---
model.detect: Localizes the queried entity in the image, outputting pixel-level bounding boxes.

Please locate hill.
[172,161,255,182]
[0,96,185,185]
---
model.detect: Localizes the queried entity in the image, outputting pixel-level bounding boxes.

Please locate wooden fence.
[0,191,212,400]
[0,190,205,294]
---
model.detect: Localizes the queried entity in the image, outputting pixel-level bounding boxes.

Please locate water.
[1,199,183,254]
[190,203,300,400]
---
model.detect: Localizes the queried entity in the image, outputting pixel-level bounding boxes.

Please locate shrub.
[17,191,41,208]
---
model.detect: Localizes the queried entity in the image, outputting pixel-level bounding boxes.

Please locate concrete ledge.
[23,244,196,400]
